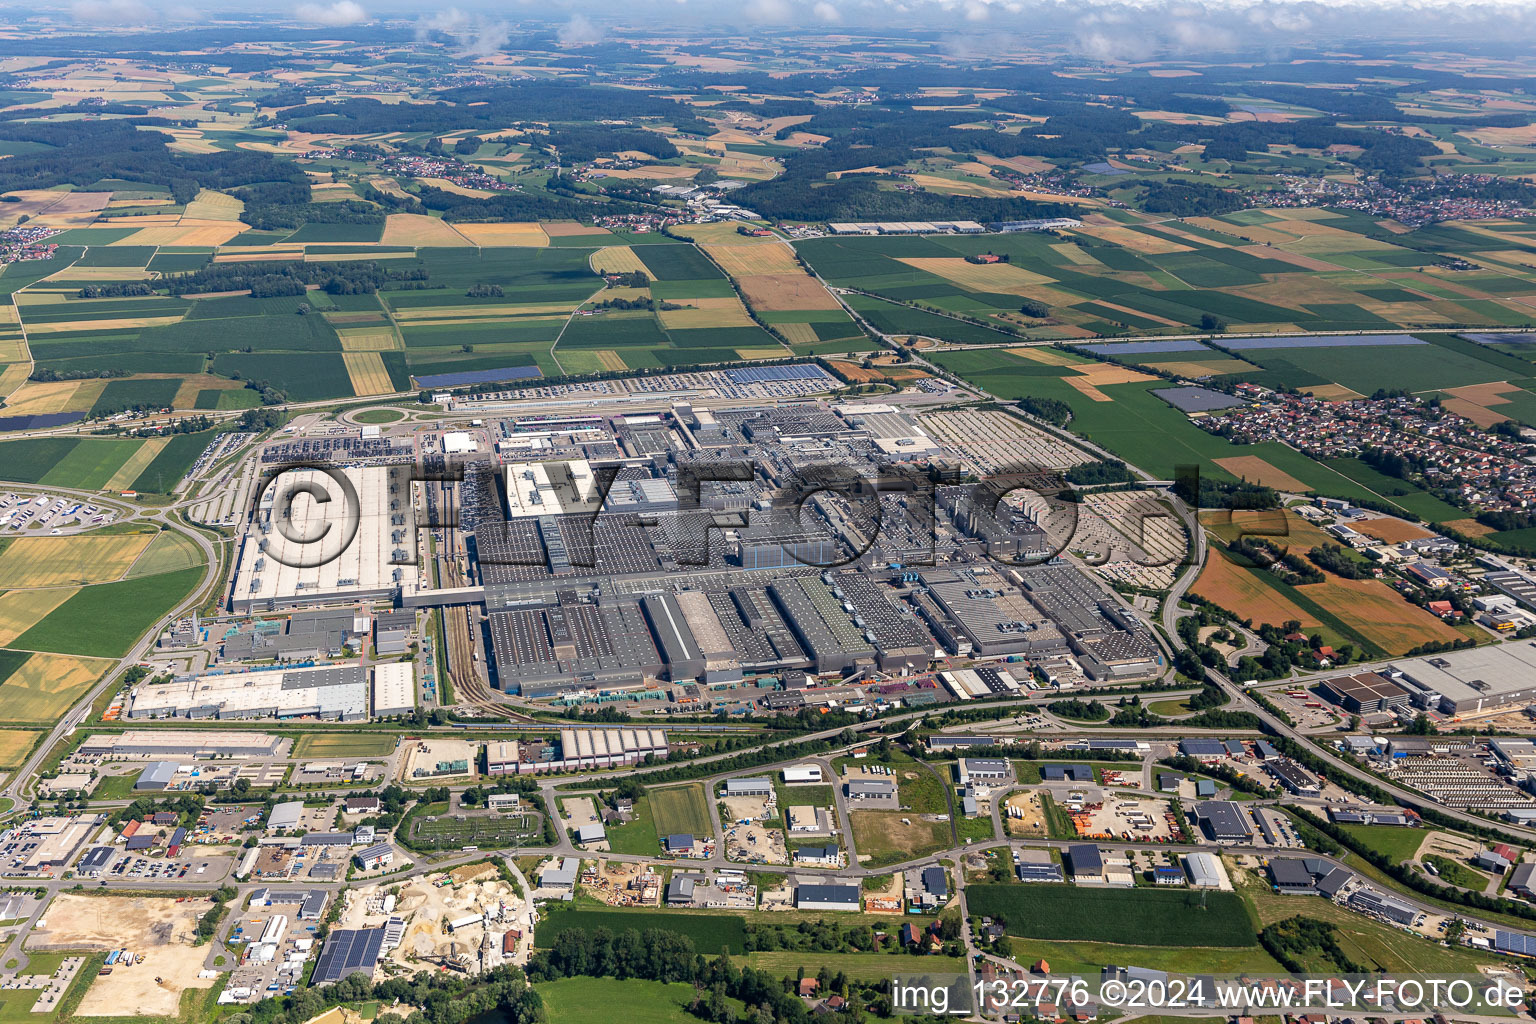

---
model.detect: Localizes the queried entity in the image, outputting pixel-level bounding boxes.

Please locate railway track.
[433,475,526,721]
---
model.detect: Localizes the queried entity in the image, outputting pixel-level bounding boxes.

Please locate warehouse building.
[1390,645,1536,716]
[794,883,861,912]
[487,595,662,698]
[125,664,373,721]
[134,761,178,791]
[641,593,705,682]
[769,577,875,674]
[1319,672,1411,714]
[371,662,416,718]
[79,730,285,760]
[373,610,416,656]
[723,777,772,798]
[1194,801,1253,842]
[485,728,669,775]
[311,928,388,985]
[917,570,1066,658]
[1064,844,1103,883]
[231,466,414,613]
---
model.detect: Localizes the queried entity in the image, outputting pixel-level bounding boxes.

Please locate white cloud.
[69,0,153,23]
[746,0,792,22]
[812,0,842,21]
[294,0,367,26]
[558,12,604,44]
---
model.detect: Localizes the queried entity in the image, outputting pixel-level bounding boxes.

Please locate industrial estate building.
[125,664,415,721]
[231,467,415,613]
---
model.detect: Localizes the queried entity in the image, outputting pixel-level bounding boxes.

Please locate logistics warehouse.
[124,663,416,721]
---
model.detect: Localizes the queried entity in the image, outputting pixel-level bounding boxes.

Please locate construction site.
[28,894,218,1018]
[583,860,662,907]
[336,865,528,976]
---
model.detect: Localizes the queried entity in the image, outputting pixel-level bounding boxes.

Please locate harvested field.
[543,221,612,238]
[103,437,167,492]
[704,243,801,276]
[1064,376,1112,401]
[0,728,37,767]
[0,653,108,721]
[0,587,77,646]
[1306,577,1465,655]
[657,296,755,329]
[381,213,472,246]
[114,220,244,246]
[0,533,155,588]
[0,379,104,414]
[338,327,401,351]
[344,352,395,396]
[897,257,1055,293]
[590,246,650,277]
[0,362,26,400]
[1305,384,1367,401]
[1352,518,1435,544]
[453,222,550,247]
[776,323,818,345]
[1441,381,1526,427]
[1006,346,1085,366]
[736,347,788,359]
[1075,363,1157,386]
[1070,224,1193,254]
[27,315,183,334]
[4,190,109,227]
[737,273,841,310]
[1212,456,1311,492]
[1192,548,1321,632]
[30,894,216,1019]
[594,350,627,371]
[180,189,243,221]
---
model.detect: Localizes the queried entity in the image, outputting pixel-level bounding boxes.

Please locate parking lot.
[0,491,116,534]
[108,855,217,882]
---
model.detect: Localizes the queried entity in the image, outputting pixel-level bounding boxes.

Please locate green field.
[605,793,663,855]
[536,908,747,955]
[9,567,202,658]
[738,951,967,982]
[291,733,401,757]
[649,783,714,838]
[1337,824,1430,863]
[966,884,1258,946]
[535,978,742,1024]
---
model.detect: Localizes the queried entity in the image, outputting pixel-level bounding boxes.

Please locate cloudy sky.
[36,0,1536,59]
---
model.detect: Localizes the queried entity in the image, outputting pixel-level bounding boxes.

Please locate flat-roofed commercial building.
[488,596,661,698]
[125,664,372,721]
[371,662,416,718]
[231,466,415,613]
[1319,672,1411,714]
[1391,645,1536,716]
[485,728,668,775]
[78,730,286,760]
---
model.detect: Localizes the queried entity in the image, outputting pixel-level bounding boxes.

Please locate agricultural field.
[0,650,110,723]
[291,733,401,758]
[965,884,1257,947]
[6,566,202,659]
[0,531,158,588]
[0,431,215,494]
[1193,510,1464,656]
[535,908,747,956]
[535,978,745,1024]
[649,783,715,838]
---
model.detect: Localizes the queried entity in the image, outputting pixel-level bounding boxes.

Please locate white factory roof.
[232,466,413,608]
[128,664,371,720]
[442,431,478,454]
[371,662,416,716]
[504,459,603,518]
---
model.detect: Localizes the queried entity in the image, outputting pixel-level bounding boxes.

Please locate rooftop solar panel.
[312,927,386,983]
